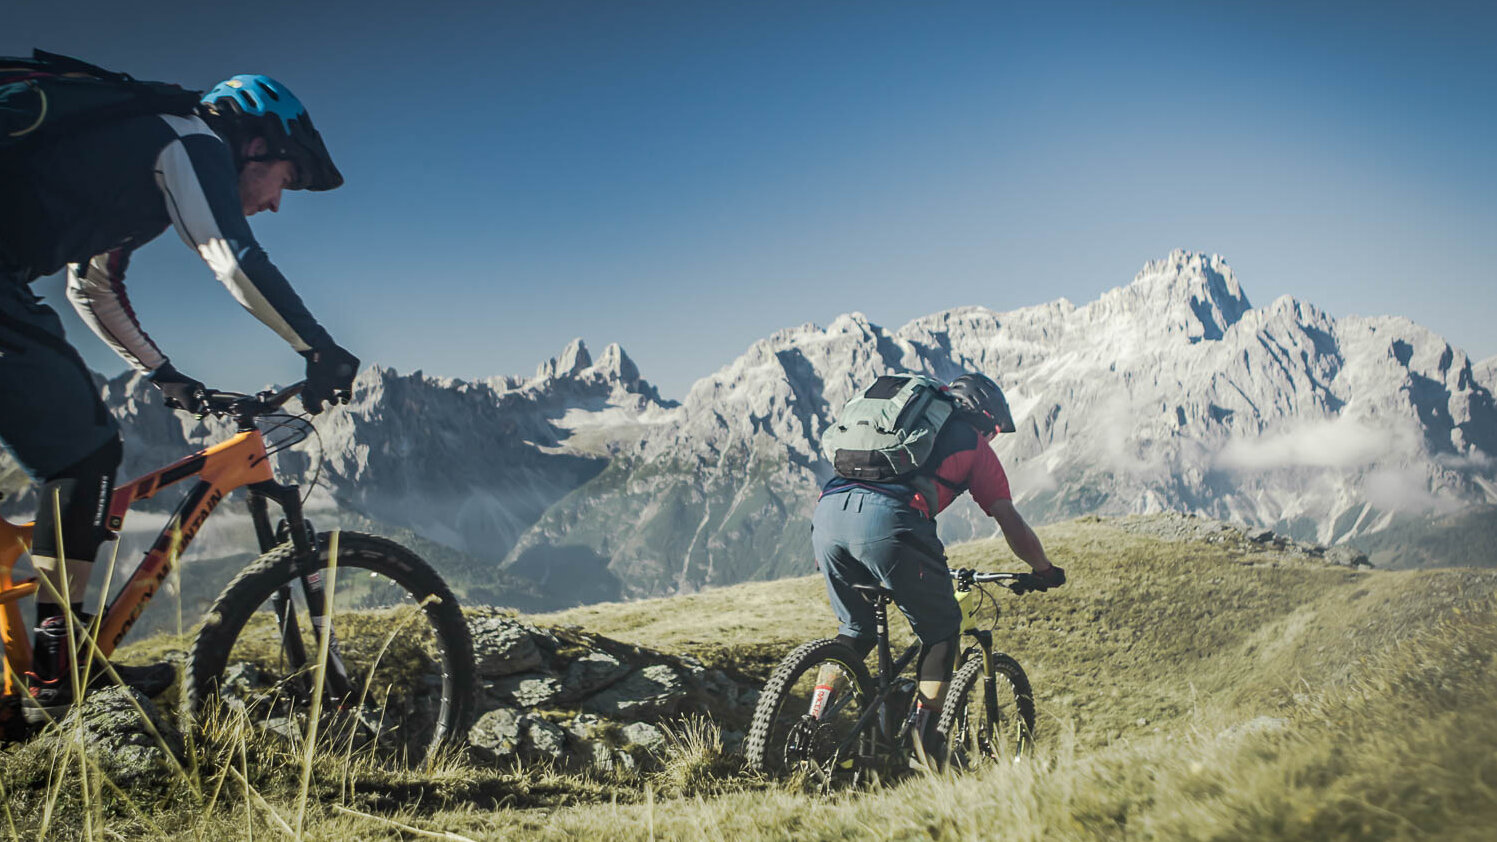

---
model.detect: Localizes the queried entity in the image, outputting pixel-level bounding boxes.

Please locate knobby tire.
[936,651,1034,767]
[744,638,873,775]
[185,531,476,766]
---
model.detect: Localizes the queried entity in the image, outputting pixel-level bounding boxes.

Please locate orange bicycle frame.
[1,428,275,698]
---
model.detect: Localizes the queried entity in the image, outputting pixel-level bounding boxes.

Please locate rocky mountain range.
[4,250,1494,608]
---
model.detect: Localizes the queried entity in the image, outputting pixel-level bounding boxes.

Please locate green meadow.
[4,517,1494,841]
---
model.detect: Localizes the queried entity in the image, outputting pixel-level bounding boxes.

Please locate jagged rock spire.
[537,338,593,381]
[1087,250,1252,343]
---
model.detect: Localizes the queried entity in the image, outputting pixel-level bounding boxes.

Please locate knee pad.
[31,436,121,562]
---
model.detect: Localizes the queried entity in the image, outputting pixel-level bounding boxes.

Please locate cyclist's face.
[237,137,297,217]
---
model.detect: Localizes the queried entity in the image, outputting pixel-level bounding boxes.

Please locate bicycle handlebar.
[949,568,1023,583]
[950,566,1054,595]
[198,381,307,424]
[970,571,1024,583]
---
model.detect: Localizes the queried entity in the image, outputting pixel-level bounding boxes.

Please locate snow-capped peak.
[1084,250,1252,343]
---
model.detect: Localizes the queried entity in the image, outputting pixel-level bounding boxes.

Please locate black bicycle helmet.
[946,373,1016,434]
[198,75,343,191]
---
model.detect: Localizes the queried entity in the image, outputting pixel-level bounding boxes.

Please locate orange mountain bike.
[0,383,475,762]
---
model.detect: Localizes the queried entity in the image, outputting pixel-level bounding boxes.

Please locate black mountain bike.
[744,568,1038,783]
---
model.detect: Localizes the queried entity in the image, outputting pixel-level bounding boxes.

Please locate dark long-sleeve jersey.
[1,112,333,372]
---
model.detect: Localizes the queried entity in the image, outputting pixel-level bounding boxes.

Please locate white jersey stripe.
[152,134,312,351]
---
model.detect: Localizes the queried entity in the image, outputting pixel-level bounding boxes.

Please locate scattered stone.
[486,672,565,709]
[1325,545,1373,569]
[1248,529,1276,543]
[470,707,568,765]
[557,650,632,702]
[620,721,667,755]
[215,661,269,707]
[583,664,688,719]
[468,707,524,763]
[43,687,184,788]
[469,613,545,677]
[524,717,568,762]
[569,738,617,770]
[696,668,758,712]
[566,713,608,741]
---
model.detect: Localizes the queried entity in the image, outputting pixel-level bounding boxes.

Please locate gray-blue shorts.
[0,275,119,481]
[812,487,961,645]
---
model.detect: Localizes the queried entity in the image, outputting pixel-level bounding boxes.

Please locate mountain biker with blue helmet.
[0,70,358,722]
[812,373,1065,766]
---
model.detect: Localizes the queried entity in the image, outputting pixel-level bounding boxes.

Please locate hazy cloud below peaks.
[1213,415,1419,471]
[1363,466,1466,515]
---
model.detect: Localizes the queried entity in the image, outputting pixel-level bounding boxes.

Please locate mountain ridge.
[3,250,1493,608]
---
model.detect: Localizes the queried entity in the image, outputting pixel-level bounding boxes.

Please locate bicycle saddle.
[852,582,897,603]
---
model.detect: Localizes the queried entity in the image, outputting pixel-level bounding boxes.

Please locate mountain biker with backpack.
[0,52,359,723]
[814,372,1065,766]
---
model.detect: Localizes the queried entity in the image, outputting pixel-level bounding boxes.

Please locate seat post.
[873,597,893,686]
[873,595,897,744]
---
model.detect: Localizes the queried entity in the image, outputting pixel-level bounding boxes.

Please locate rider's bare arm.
[989,499,1053,572]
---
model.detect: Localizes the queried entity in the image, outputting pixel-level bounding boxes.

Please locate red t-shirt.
[821,421,1012,518]
[923,429,1013,516]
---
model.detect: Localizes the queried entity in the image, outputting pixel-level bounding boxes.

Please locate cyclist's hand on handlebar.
[300,343,360,415]
[148,361,208,415]
[1012,564,1066,595]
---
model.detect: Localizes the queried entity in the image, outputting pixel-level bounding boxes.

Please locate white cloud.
[1363,466,1464,515]
[1213,416,1418,471]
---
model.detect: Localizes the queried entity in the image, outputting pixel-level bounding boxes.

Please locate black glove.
[1012,564,1066,595]
[300,343,360,415]
[148,361,206,415]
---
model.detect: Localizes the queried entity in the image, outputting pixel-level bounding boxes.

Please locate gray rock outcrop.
[38,687,185,788]
[463,615,757,771]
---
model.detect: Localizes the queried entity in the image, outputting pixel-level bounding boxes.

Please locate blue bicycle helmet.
[199,75,342,191]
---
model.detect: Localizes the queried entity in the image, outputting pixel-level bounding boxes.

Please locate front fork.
[971,630,1000,730]
[246,482,353,705]
[956,584,1002,732]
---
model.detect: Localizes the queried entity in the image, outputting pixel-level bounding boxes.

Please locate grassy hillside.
[5,517,1494,840]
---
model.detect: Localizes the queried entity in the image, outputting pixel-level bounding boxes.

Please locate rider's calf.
[31,435,121,620]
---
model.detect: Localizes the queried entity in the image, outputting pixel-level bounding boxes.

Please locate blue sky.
[8,1,1495,399]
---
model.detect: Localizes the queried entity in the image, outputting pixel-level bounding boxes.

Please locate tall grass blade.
[227,763,295,838]
[0,764,19,842]
[331,805,479,841]
[293,529,340,840]
[166,525,204,793]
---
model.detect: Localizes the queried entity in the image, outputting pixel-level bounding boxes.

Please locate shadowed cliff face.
[5,252,1495,608]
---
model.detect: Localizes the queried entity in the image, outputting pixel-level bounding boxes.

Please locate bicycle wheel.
[937,651,1035,768]
[186,532,476,767]
[744,638,874,778]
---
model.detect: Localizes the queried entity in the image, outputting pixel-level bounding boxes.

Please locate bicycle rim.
[189,532,474,768]
[939,653,1034,769]
[745,638,872,779]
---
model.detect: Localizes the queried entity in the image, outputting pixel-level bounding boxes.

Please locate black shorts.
[0,274,119,481]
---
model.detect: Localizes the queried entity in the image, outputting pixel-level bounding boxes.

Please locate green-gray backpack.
[822,374,956,505]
